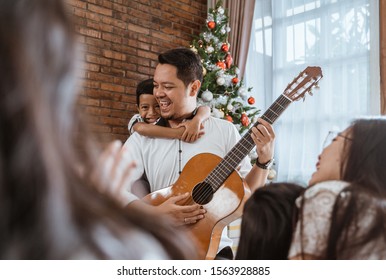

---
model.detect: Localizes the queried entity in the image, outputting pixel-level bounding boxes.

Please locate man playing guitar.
[122,48,275,259]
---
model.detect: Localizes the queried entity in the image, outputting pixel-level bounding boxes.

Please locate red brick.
[101,116,128,126]
[138,66,152,75]
[66,0,87,9]
[112,77,132,87]
[112,61,137,72]
[151,30,175,42]
[85,106,112,116]
[78,27,101,38]
[101,83,125,93]
[127,23,150,35]
[78,96,101,106]
[101,100,125,110]
[84,88,113,99]
[101,32,122,44]
[101,16,126,30]
[103,50,126,61]
[88,3,112,16]
[112,2,127,13]
[83,79,101,89]
[110,109,131,119]
[82,62,101,72]
[125,71,150,82]
[101,66,126,77]
[87,72,114,83]
[85,54,111,66]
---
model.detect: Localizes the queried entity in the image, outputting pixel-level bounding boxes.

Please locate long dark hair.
[325,118,386,259]
[236,183,304,260]
[0,0,193,259]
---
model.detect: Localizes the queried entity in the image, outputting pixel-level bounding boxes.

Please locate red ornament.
[241,114,250,126]
[225,53,233,68]
[216,61,226,70]
[248,96,255,105]
[225,115,233,122]
[207,21,216,29]
[221,43,229,52]
[232,77,239,84]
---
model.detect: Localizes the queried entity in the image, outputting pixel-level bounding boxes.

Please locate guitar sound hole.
[192,182,213,205]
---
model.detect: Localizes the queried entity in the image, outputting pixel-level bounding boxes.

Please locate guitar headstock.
[284,66,323,101]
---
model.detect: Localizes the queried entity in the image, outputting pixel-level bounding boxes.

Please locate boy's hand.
[178,119,205,143]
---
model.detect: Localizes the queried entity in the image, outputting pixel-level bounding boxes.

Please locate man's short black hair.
[136,78,154,106]
[158,48,203,87]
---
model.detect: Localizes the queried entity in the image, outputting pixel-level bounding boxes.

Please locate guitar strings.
[181,94,292,207]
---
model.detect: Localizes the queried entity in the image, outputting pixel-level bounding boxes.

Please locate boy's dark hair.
[158,48,203,87]
[136,78,154,106]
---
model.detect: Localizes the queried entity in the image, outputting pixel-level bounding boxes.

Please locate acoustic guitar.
[143,66,323,259]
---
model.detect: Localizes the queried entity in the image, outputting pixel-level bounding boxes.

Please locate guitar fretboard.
[205,94,292,190]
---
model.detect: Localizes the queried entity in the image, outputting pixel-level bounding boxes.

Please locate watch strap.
[255,158,274,170]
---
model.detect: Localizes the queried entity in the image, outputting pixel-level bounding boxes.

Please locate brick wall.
[66,0,207,143]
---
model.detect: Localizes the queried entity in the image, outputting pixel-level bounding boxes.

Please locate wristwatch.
[255,158,274,170]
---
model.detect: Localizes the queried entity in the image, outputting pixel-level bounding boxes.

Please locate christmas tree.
[190,0,259,135]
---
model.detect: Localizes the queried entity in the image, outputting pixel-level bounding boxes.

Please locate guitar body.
[143,153,251,260]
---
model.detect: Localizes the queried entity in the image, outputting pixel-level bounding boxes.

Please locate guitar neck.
[205,94,292,190]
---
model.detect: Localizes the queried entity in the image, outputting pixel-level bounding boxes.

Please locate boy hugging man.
[128,78,210,143]
[128,78,210,198]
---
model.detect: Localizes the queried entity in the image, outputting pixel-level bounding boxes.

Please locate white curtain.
[245,0,380,185]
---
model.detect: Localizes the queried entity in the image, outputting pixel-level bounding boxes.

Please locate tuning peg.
[308,90,313,96]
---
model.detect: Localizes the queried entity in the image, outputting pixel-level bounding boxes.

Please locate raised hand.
[250,118,275,164]
[91,140,135,205]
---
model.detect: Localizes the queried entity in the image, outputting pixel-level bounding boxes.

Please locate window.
[245,0,379,184]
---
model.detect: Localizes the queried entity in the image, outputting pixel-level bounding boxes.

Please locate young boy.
[128,78,210,143]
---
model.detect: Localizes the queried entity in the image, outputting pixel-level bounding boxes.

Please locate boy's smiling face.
[137,94,160,124]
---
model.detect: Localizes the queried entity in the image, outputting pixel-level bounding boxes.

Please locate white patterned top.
[289,180,386,259]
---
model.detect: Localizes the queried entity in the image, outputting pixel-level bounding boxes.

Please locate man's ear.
[136,104,140,113]
[189,80,201,97]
